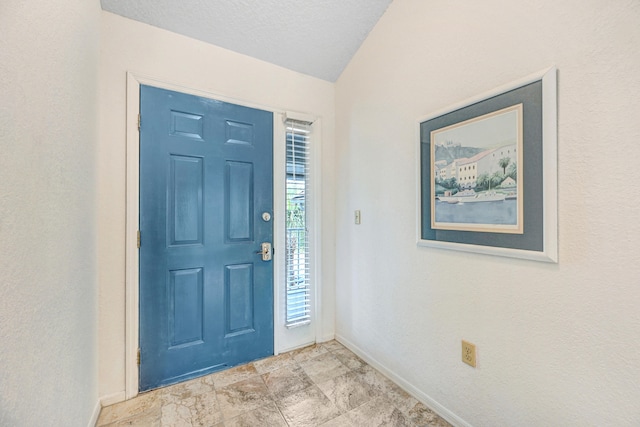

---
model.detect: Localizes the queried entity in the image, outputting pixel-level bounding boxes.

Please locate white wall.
[98,11,336,399]
[335,0,640,425]
[0,0,100,425]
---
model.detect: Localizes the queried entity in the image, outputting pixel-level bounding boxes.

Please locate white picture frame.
[417,67,558,263]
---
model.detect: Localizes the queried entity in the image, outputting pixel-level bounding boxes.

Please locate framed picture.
[417,67,558,263]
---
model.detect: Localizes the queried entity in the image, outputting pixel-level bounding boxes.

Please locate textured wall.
[98,11,336,399]
[335,0,640,425]
[0,0,100,425]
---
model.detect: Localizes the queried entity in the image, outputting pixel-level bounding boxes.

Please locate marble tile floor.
[97,341,452,427]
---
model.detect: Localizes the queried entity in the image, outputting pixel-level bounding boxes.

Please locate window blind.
[285,118,311,327]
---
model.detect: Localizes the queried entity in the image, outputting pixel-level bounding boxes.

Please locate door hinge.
[137,348,141,366]
[137,114,141,131]
[137,230,141,248]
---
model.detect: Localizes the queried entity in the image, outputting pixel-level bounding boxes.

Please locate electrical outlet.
[462,340,476,367]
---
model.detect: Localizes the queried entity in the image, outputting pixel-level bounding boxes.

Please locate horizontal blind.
[285,118,311,327]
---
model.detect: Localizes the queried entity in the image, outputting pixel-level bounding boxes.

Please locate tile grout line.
[257,362,290,427]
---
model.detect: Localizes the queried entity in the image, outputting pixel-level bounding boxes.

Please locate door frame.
[124,72,322,399]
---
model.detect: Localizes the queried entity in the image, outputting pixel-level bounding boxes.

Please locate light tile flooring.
[97,341,452,427]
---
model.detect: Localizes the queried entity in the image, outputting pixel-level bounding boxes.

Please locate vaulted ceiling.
[100,0,394,82]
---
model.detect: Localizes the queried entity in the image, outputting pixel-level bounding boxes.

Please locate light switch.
[355,210,361,225]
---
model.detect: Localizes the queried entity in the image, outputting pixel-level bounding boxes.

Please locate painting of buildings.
[430,104,524,233]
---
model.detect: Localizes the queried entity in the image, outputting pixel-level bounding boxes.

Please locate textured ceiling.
[100,0,393,82]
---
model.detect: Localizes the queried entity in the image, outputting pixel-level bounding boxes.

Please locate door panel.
[168,268,204,348]
[225,263,254,335]
[226,161,254,241]
[169,155,204,245]
[139,85,274,391]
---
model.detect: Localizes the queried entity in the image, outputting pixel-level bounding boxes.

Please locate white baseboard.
[317,333,336,343]
[88,400,101,427]
[335,334,471,427]
[100,391,127,408]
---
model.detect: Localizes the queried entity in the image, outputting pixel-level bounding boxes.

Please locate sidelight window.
[284,118,312,327]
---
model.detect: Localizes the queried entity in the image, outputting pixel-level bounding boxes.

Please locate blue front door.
[139,85,274,391]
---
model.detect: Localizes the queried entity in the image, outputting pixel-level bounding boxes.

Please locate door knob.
[257,242,272,261]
